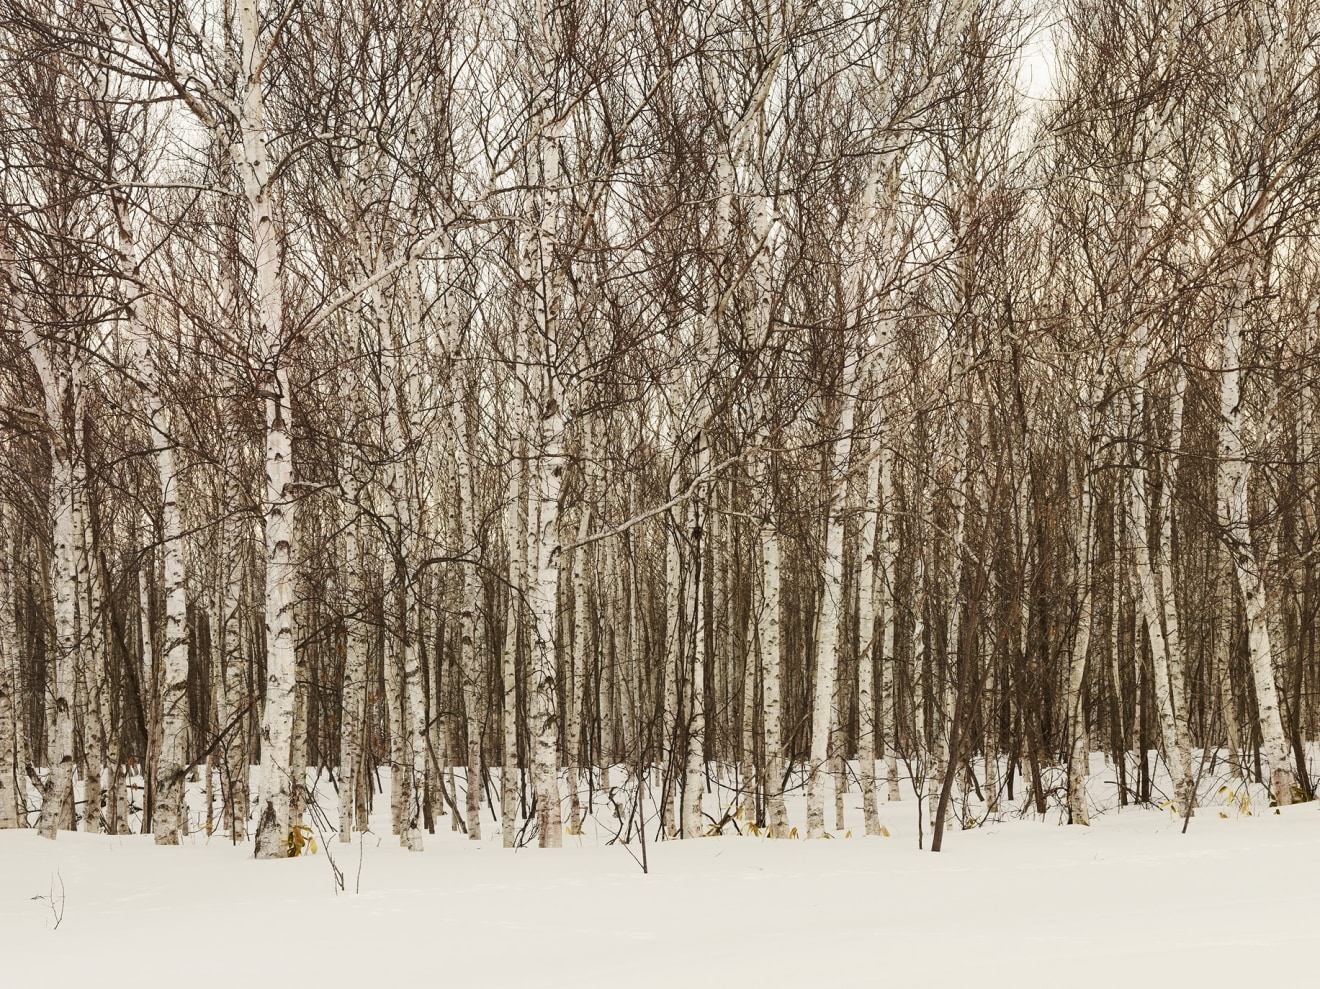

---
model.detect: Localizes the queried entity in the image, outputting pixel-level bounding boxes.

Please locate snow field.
[2,758,1317,988]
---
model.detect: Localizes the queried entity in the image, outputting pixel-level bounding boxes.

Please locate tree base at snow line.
[253,803,285,859]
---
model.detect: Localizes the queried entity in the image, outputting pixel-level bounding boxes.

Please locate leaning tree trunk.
[1127,332,1194,814]
[1218,251,1293,807]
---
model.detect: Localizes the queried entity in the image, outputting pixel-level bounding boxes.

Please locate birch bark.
[1066,400,1097,826]
[240,0,299,860]
[1218,247,1293,806]
[338,473,367,842]
[7,265,78,840]
[806,161,888,838]
[3,238,78,838]
[1127,333,1194,813]
[452,369,484,842]
[112,195,191,844]
[755,439,790,837]
[806,391,858,839]
[523,103,569,845]
[855,426,881,834]
[878,440,902,804]
[501,378,528,847]
[75,479,108,835]
[218,465,250,838]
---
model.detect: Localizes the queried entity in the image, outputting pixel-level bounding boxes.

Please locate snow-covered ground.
[3,763,1317,987]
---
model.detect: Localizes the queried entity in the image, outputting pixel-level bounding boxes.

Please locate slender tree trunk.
[681,444,707,840]
[807,403,854,839]
[38,433,77,839]
[454,392,485,843]
[527,403,565,848]
[6,250,78,840]
[242,0,299,859]
[152,427,190,844]
[1128,351,1193,813]
[662,497,683,838]
[880,444,902,803]
[756,435,790,837]
[1219,263,1293,806]
[501,426,526,847]
[219,469,250,839]
[77,481,107,835]
[338,485,367,841]
[856,424,881,835]
[806,161,889,839]
[1067,422,1097,826]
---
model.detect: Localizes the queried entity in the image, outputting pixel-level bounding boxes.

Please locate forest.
[2,0,1319,861]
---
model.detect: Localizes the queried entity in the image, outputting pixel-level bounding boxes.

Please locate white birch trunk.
[711,484,730,767]
[76,480,107,835]
[806,401,856,839]
[338,485,367,842]
[239,0,298,859]
[40,453,78,840]
[218,468,250,839]
[370,265,427,851]
[501,422,526,847]
[1157,368,1193,812]
[739,577,757,824]
[1066,410,1096,826]
[806,162,889,837]
[150,423,189,843]
[566,421,597,836]
[1219,262,1293,806]
[528,397,565,848]
[110,164,191,844]
[398,603,425,850]
[933,429,969,833]
[911,551,930,829]
[682,436,708,840]
[138,545,157,829]
[746,187,784,835]
[662,492,682,837]
[453,390,484,843]
[5,242,77,839]
[1126,324,1193,812]
[383,612,406,839]
[756,436,790,837]
[878,443,902,803]
[522,147,568,845]
[856,429,882,834]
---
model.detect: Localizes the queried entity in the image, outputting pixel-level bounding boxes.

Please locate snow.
[2,769,1317,987]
